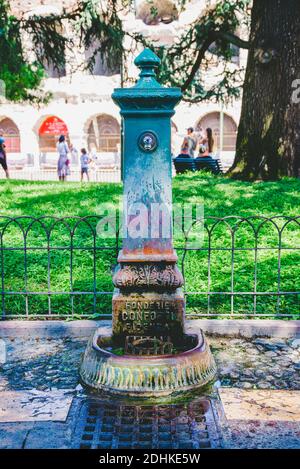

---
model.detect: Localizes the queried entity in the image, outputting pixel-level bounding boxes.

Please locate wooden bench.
[173,156,224,175]
[194,157,223,174]
[173,157,196,173]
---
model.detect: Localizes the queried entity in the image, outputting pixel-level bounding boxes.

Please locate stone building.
[0,0,248,172]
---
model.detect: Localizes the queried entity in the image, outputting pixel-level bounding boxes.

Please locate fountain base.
[79,329,217,397]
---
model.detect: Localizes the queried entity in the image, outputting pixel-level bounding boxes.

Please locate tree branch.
[180,30,249,93]
[181,36,215,92]
[213,31,250,49]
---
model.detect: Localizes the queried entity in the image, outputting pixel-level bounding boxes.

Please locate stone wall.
[9,0,76,16]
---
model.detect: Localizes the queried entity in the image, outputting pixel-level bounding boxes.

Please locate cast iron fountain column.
[80,49,216,397]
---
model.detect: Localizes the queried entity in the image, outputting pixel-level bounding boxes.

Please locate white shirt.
[57,141,69,156]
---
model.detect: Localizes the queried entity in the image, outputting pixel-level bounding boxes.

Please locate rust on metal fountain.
[80,48,217,397]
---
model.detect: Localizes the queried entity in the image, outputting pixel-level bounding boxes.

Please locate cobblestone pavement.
[0,335,299,392]
[210,336,300,391]
[0,337,86,392]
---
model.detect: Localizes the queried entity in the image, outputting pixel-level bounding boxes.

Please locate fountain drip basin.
[80,328,217,398]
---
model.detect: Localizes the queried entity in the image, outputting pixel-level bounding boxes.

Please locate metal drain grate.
[74,397,222,449]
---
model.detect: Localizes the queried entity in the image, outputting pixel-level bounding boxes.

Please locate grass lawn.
[0,172,299,319]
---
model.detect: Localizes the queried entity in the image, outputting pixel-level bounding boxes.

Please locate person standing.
[89,145,98,171]
[69,143,79,166]
[0,137,9,179]
[80,148,91,182]
[57,135,70,181]
[181,127,197,157]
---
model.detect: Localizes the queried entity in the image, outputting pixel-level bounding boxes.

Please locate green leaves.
[0,1,46,102]
[0,0,125,103]
[154,0,251,104]
[0,63,50,103]
[0,0,250,104]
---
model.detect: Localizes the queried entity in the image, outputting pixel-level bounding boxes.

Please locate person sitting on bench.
[197,127,215,158]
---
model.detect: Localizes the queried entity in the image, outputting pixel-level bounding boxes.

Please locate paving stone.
[24,421,73,449]
[241,369,255,378]
[264,351,278,358]
[290,339,300,349]
[257,382,270,389]
[265,375,275,382]
[0,422,34,449]
[0,390,73,423]
[219,388,300,422]
[253,339,277,351]
[239,382,253,389]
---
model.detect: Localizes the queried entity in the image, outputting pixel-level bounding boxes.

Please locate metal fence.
[0,215,299,319]
[0,169,121,183]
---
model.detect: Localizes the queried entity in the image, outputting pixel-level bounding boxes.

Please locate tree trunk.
[229,0,300,180]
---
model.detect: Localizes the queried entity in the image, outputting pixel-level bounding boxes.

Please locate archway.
[0,117,20,153]
[196,112,238,152]
[86,115,120,153]
[38,116,69,152]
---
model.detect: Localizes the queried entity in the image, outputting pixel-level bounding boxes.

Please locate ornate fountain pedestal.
[80,49,216,397]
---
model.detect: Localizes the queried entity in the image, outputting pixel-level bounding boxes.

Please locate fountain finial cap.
[134,49,161,82]
[112,48,181,114]
[134,48,161,69]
